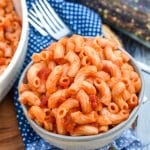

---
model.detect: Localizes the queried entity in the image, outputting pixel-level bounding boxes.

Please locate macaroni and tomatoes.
[0,0,21,75]
[19,35,141,136]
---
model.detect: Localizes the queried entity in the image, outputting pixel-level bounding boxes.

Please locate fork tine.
[29,0,72,39]
[38,0,62,30]
[35,1,58,32]
[32,3,56,35]
[29,11,44,28]
[28,17,48,36]
[29,9,37,18]
[42,0,67,28]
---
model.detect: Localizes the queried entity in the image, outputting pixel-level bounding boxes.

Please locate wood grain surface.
[0,91,24,150]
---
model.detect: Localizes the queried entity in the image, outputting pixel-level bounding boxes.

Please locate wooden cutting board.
[0,91,24,150]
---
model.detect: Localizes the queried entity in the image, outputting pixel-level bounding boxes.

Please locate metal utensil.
[28,0,72,39]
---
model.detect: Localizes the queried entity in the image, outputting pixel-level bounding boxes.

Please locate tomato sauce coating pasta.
[19,35,141,136]
[0,0,21,75]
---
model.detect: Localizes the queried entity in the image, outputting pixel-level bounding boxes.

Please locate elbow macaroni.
[65,51,80,77]
[19,35,141,136]
[0,0,21,75]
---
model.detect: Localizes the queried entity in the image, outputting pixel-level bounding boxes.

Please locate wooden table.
[0,91,24,150]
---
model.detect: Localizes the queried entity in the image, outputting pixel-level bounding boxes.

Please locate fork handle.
[67,31,73,37]
[136,61,150,74]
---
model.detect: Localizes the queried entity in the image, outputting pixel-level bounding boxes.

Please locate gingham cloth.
[13,0,142,149]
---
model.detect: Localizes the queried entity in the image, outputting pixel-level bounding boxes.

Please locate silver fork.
[28,0,72,39]
[28,0,150,74]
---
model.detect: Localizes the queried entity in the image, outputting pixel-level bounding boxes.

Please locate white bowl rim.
[19,42,145,142]
[0,0,28,81]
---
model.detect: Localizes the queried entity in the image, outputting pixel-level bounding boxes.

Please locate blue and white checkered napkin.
[13,0,142,149]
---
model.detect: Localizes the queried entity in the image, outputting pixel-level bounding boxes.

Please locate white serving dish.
[19,45,145,150]
[0,0,28,102]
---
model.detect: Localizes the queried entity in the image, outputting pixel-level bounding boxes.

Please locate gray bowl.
[18,46,144,150]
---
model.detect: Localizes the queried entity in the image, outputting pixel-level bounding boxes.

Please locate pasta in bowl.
[19,35,144,150]
[0,0,28,102]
